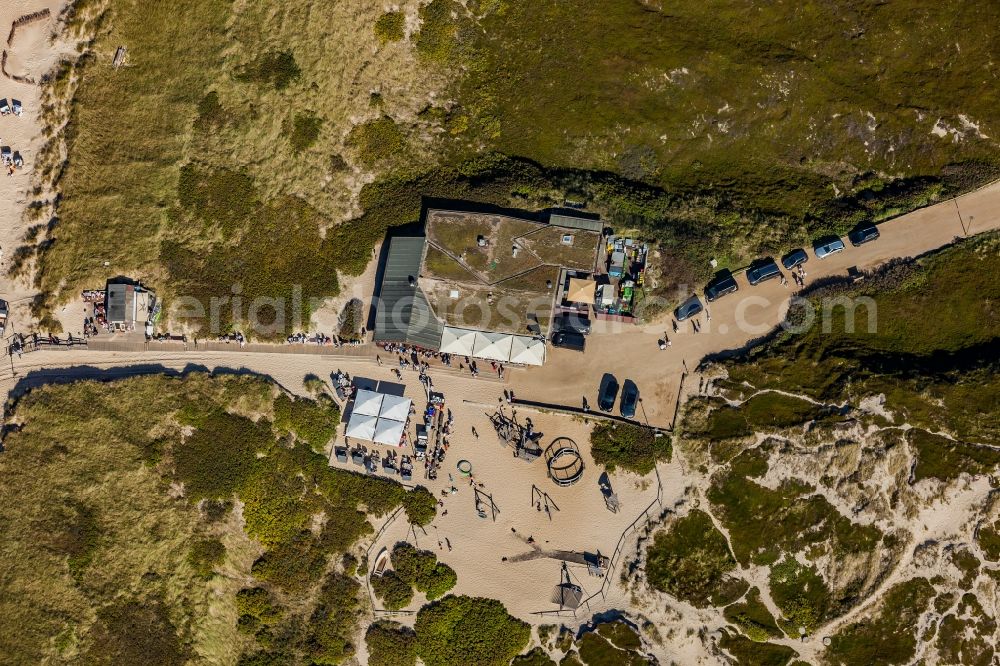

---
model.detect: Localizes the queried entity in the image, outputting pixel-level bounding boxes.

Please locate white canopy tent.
[472,331,514,362]
[439,327,477,356]
[509,335,545,366]
[344,413,377,440]
[344,388,412,447]
[352,389,383,417]
[373,418,406,446]
[379,394,411,422]
[441,326,546,366]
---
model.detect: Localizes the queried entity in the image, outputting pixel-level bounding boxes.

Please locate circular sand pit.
[457,459,472,476]
[544,438,584,486]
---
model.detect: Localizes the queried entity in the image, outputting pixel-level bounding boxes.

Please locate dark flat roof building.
[373,236,444,349]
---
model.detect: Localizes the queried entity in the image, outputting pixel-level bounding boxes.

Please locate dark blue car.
[781,248,808,270]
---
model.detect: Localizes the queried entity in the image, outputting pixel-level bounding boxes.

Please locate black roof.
[106,281,133,323]
[373,237,444,348]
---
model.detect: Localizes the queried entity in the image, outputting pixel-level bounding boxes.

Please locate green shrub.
[645,509,741,607]
[371,571,414,611]
[979,521,1000,562]
[374,12,405,43]
[723,587,783,641]
[512,647,556,666]
[173,411,269,500]
[236,587,282,625]
[303,573,363,664]
[348,116,405,166]
[236,50,301,90]
[401,486,437,526]
[391,542,436,583]
[188,537,226,578]
[414,0,464,63]
[272,393,340,451]
[287,112,323,153]
[414,595,530,666]
[366,621,417,666]
[84,599,189,666]
[337,298,364,340]
[251,531,328,593]
[590,422,670,475]
[421,562,457,601]
[824,578,934,665]
[717,631,798,666]
[201,498,233,522]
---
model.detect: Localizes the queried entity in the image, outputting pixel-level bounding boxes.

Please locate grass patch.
[374,12,405,44]
[413,595,530,666]
[718,630,798,666]
[978,521,1000,562]
[286,112,323,153]
[707,448,883,568]
[824,578,934,666]
[236,50,301,90]
[590,422,670,475]
[908,429,1000,482]
[349,116,406,166]
[724,587,783,641]
[645,509,744,607]
[722,237,1000,444]
[768,557,832,635]
[696,393,829,441]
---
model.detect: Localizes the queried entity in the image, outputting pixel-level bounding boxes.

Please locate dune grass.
[645,509,745,608]
[0,372,432,664]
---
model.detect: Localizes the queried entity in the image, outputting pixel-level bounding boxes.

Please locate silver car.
[813,237,846,259]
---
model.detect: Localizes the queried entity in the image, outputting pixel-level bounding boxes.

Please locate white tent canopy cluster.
[439,326,545,366]
[344,389,412,446]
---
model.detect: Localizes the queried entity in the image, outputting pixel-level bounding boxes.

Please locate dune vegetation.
[20,0,1000,333]
[0,372,434,664]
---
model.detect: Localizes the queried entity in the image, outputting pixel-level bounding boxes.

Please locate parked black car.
[746,258,782,285]
[598,373,619,412]
[848,222,880,246]
[620,380,639,419]
[553,312,592,335]
[781,248,808,270]
[552,330,586,352]
[674,294,704,321]
[704,270,739,302]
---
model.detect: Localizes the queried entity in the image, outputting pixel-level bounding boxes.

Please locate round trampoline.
[457,459,473,476]
[544,438,584,486]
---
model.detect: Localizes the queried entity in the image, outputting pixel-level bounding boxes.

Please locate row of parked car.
[597,373,639,418]
[674,221,880,321]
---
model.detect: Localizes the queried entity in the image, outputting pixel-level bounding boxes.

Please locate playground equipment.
[457,459,472,476]
[544,438,584,486]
